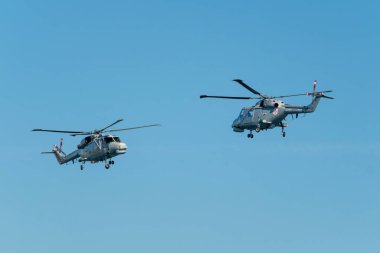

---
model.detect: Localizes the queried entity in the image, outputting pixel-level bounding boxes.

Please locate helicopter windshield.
[238,108,249,119]
[236,108,254,123]
[104,136,121,143]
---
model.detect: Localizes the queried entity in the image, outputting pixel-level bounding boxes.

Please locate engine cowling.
[263,99,284,108]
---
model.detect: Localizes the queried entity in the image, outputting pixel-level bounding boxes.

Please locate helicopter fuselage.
[232,96,322,133]
[53,135,127,165]
[33,118,159,170]
[232,99,287,132]
[79,135,127,162]
[232,106,285,132]
[200,79,332,138]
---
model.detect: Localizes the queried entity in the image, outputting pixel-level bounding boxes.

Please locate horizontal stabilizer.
[321,94,334,99]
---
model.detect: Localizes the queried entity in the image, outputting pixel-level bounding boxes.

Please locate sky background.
[0,0,379,252]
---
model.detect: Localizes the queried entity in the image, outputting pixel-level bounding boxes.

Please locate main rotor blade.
[33,118,127,136]
[272,93,308,99]
[70,132,93,136]
[200,95,257,100]
[32,129,85,134]
[103,124,161,133]
[98,119,124,132]
[272,90,333,99]
[319,90,333,93]
[233,79,264,97]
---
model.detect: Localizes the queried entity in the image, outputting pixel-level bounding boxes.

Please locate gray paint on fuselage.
[232,96,322,132]
[54,135,127,164]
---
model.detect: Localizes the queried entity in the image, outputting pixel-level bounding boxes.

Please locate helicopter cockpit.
[103,136,121,143]
[242,107,254,118]
[232,107,253,132]
[77,135,122,149]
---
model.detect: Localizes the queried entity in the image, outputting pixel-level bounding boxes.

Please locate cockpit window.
[239,109,248,119]
[104,136,121,143]
[247,109,253,117]
[105,137,114,143]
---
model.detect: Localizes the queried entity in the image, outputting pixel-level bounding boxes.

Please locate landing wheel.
[280,122,286,138]
[80,165,84,170]
[105,164,110,169]
[111,161,115,164]
[255,128,260,133]
[247,133,254,138]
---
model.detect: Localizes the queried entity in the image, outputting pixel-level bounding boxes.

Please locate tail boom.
[51,145,80,165]
[285,96,322,114]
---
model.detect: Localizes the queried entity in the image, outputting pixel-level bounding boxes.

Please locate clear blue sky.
[0,1,379,252]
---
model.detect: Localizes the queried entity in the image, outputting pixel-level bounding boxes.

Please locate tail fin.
[285,81,333,115]
[41,141,66,165]
[306,80,334,112]
[306,95,322,113]
[41,138,80,165]
[52,144,65,164]
[306,80,334,99]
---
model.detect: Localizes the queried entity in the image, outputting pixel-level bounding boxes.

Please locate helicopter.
[32,119,160,170]
[200,79,333,138]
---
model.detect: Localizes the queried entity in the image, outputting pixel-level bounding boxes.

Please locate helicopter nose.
[117,142,127,154]
[109,142,127,154]
[232,118,239,128]
[232,119,244,132]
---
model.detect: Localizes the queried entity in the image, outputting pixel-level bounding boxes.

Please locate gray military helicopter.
[32,119,160,170]
[200,79,333,138]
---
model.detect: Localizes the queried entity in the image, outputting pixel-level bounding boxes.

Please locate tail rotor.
[57,138,66,155]
[306,80,334,99]
[47,138,66,155]
[41,138,66,164]
[58,138,66,155]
